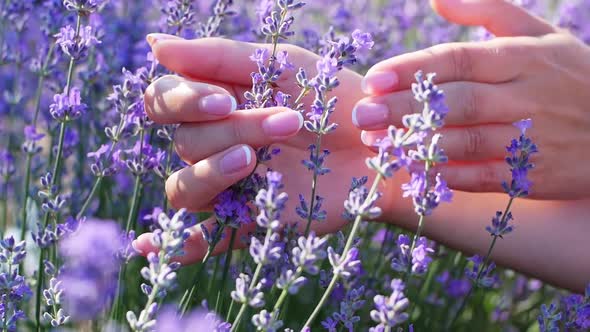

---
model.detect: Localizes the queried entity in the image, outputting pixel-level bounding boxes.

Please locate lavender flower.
[155,307,231,332]
[22,126,45,155]
[327,247,361,279]
[465,255,499,289]
[344,186,382,220]
[127,209,196,332]
[0,151,15,181]
[59,220,123,320]
[252,309,283,332]
[63,0,107,13]
[0,237,31,332]
[538,303,562,332]
[486,211,515,237]
[370,279,409,330]
[42,278,69,327]
[502,119,538,198]
[230,273,265,308]
[55,25,101,60]
[330,286,366,331]
[48,87,87,121]
[291,232,328,275]
[162,0,196,34]
[391,234,435,276]
[276,269,307,295]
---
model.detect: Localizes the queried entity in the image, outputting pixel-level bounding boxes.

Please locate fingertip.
[261,109,305,139]
[360,130,370,146]
[133,233,156,256]
[361,71,399,95]
[146,33,183,48]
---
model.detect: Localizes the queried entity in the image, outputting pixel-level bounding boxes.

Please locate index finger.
[144,75,238,124]
[148,35,319,87]
[362,37,536,95]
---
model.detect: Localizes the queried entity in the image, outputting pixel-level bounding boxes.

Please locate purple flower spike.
[370,279,410,330]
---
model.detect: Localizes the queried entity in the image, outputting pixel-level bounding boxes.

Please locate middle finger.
[352,81,527,130]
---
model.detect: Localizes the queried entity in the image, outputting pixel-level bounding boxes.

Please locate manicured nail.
[131,240,143,254]
[220,146,252,175]
[361,71,398,94]
[146,33,181,47]
[199,93,237,116]
[262,111,304,138]
[352,102,389,128]
[360,130,371,146]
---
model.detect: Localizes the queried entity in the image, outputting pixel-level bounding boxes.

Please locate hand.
[354,0,590,200]
[133,36,386,264]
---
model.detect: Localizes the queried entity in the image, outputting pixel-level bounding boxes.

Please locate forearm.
[384,185,590,293]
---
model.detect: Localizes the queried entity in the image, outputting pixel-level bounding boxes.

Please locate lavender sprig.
[448,119,538,329]
[300,30,374,236]
[304,71,445,328]
[34,5,100,328]
[0,236,31,332]
[126,209,195,332]
[369,279,409,331]
[230,171,288,331]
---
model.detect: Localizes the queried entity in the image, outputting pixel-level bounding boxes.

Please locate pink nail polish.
[131,240,143,254]
[199,94,237,116]
[220,146,252,175]
[262,111,304,138]
[360,131,371,146]
[146,33,181,47]
[352,103,389,128]
[361,71,398,94]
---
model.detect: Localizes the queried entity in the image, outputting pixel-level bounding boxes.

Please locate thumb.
[430,0,557,37]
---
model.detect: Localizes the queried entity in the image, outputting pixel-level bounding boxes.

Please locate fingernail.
[220,146,252,175]
[361,71,398,94]
[352,102,389,128]
[146,33,181,47]
[131,240,143,254]
[262,111,304,138]
[360,130,371,146]
[199,93,237,116]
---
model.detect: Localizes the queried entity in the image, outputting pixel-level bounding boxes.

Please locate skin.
[134,0,590,293]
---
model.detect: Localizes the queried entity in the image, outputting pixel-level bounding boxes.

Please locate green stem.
[76,109,127,219]
[179,224,226,315]
[32,44,56,125]
[303,173,383,329]
[446,197,515,329]
[19,156,32,241]
[273,266,303,313]
[303,134,323,236]
[21,45,56,239]
[125,175,142,232]
[125,129,146,232]
[230,228,272,332]
[1,177,7,235]
[35,13,83,330]
[76,176,102,219]
[35,248,46,332]
[215,227,237,314]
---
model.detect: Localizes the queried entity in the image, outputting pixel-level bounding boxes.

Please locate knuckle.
[463,127,485,158]
[478,164,501,190]
[173,125,197,163]
[231,117,244,144]
[165,173,183,209]
[462,83,480,123]
[449,44,474,81]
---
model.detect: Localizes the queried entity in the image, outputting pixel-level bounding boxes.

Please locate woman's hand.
[355,0,590,200]
[133,36,392,264]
